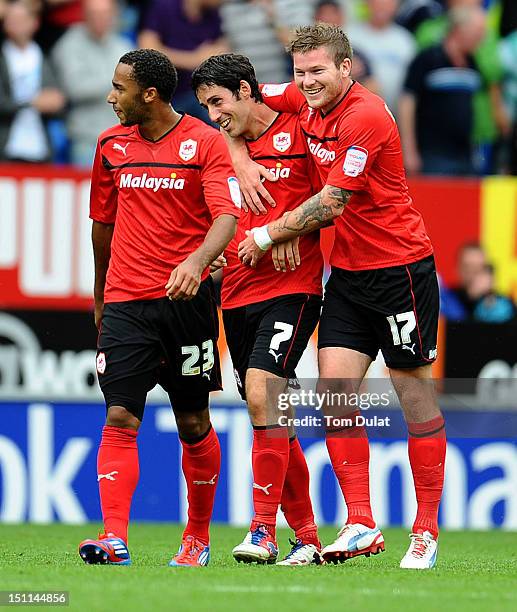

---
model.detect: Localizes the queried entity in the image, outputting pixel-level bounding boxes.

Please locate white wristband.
[252,225,273,251]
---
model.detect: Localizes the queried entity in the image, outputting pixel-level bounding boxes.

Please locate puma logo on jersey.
[253,482,272,496]
[113,142,129,156]
[193,474,217,486]
[119,172,185,191]
[202,371,211,380]
[402,343,416,355]
[97,471,118,482]
[269,348,282,363]
[307,137,336,163]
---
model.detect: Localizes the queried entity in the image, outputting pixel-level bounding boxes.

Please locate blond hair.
[286,23,353,67]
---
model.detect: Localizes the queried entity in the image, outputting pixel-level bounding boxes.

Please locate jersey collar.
[137,112,185,143]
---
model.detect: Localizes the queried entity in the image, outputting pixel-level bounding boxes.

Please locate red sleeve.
[200,131,241,220]
[89,140,118,224]
[326,102,395,191]
[260,81,305,113]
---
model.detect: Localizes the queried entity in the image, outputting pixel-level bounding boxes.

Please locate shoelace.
[285,538,304,559]
[182,537,201,558]
[409,534,430,558]
[250,527,268,546]
[337,524,355,538]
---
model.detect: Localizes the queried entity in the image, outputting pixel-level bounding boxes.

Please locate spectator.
[414,0,510,174]
[37,0,83,52]
[346,0,416,113]
[52,0,132,167]
[398,6,486,175]
[450,242,487,317]
[442,247,516,322]
[471,263,516,323]
[138,0,228,122]
[0,0,64,162]
[314,0,381,93]
[220,0,313,84]
[397,0,444,33]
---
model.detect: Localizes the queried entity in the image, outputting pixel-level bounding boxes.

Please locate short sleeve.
[326,104,393,192]
[89,140,118,224]
[260,81,305,113]
[199,131,241,220]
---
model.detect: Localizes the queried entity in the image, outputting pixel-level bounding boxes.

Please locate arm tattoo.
[269,187,352,238]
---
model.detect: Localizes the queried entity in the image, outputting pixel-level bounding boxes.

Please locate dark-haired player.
[78,49,239,567]
[234,24,445,570]
[193,54,323,565]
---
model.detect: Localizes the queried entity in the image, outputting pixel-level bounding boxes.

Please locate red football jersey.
[221,112,323,309]
[90,114,240,303]
[260,81,433,270]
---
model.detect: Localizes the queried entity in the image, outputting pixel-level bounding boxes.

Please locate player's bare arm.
[92,221,114,329]
[222,131,277,214]
[238,185,352,268]
[166,214,237,301]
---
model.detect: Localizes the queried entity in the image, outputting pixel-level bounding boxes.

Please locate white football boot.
[399,531,438,569]
[232,525,279,564]
[321,523,385,563]
[276,539,321,566]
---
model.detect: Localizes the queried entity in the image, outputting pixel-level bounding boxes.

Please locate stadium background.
[0,0,516,534]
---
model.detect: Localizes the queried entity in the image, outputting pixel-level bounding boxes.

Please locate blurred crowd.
[0,0,516,174]
[441,241,516,322]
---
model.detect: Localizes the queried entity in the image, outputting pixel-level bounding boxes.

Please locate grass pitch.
[0,525,516,611]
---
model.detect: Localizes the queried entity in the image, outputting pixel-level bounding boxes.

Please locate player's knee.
[106,405,140,430]
[175,410,210,440]
[245,385,268,426]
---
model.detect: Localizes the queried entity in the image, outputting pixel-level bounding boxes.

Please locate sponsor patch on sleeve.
[227,177,242,208]
[343,145,368,177]
[261,83,290,97]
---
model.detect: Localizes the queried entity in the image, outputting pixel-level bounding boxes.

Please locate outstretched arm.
[238,185,352,267]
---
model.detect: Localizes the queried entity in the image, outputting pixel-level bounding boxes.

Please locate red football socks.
[180,425,221,545]
[281,437,319,546]
[325,411,375,528]
[250,427,289,537]
[97,425,139,543]
[408,415,446,539]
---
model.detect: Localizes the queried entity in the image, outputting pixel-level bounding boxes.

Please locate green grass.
[0,525,516,611]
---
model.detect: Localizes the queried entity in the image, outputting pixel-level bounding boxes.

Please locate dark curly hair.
[191,54,263,103]
[119,49,178,102]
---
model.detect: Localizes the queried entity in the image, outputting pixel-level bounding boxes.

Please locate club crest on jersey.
[96,352,106,374]
[179,139,197,161]
[273,132,291,152]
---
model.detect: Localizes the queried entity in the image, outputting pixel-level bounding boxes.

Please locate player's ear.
[239,80,252,100]
[340,58,352,79]
[143,87,159,103]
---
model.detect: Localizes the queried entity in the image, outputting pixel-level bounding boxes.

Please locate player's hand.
[94,301,104,330]
[238,230,268,268]
[234,159,277,214]
[210,254,227,273]
[165,256,203,300]
[272,237,300,272]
